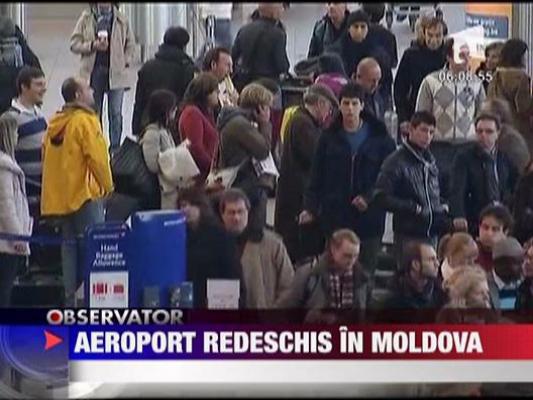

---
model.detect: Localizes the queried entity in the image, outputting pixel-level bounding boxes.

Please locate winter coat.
[41,104,113,216]
[450,143,518,233]
[139,123,176,210]
[416,67,486,141]
[217,106,273,193]
[232,16,290,85]
[0,25,41,114]
[277,253,368,309]
[186,220,242,309]
[304,110,396,239]
[0,152,31,256]
[382,275,446,309]
[70,6,135,90]
[515,279,533,311]
[178,105,219,180]
[394,43,446,123]
[132,44,195,137]
[374,141,451,239]
[275,106,321,261]
[513,171,533,243]
[240,229,294,308]
[498,123,531,173]
[488,67,533,150]
[307,11,350,58]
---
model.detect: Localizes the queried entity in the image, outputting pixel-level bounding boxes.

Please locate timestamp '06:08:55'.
[438,70,493,83]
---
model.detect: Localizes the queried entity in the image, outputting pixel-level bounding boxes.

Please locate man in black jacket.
[361,3,397,111]
[131,26,195,137]
[393,17,446,126]
[275,83,338,262]
[450,113,519,237]
[299,82,396,281]
[374,111,451,259]
[0,16,42,114]
[232,3,290,92]
[307,3,350,58]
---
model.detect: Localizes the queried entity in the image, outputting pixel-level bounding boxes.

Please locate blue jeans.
[90,66,124,153]
[61,200,105,307]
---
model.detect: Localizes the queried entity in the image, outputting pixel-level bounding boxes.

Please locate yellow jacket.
[41,104,113,216]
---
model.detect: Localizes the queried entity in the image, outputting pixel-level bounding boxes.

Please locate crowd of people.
[0,3,533,323]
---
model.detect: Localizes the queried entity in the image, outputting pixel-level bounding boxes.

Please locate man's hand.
[453,218,468,232]
[93,37,109,52]
[13,242,26,254]
[254,104,271,124]
[352,196,368,212]
[298,210,314,225]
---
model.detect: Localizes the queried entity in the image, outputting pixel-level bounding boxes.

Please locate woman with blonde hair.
[443,265,491,309]
[0,112,31,306]
[438,232,479,284]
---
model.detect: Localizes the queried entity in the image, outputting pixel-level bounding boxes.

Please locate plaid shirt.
[328,269,354,309]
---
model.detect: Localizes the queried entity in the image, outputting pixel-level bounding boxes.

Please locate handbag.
[205,137,246,190]
[158,140,200,188]
[111,136,159,201]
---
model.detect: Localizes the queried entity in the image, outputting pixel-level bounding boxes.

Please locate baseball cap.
[492,237,524,260]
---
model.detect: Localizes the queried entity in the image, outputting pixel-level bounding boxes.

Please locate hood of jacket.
[47,103,96,145]
[493,67,528,87]
[155,43,194,65]
[216,106,252,132]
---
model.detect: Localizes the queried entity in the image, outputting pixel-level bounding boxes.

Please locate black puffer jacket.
[513,171,533,243]
[450,143,518,233]
[307,11,350,58]
[374,140,451,238]
[304,110,396,239]
[132,44,195,136]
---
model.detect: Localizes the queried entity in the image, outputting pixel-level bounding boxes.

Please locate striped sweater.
[8,99,47,205]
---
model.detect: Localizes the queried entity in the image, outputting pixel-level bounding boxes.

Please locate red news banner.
[69,324,533,360]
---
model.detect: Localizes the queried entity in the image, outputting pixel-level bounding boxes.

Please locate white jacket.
[0,152,31,255]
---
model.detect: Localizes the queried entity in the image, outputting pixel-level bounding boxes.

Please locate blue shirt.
[343,122,370,156]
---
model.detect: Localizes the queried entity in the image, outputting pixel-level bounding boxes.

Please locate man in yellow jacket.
[42,76,113,307]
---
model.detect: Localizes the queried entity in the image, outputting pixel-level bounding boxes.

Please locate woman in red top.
[178,72,220,181]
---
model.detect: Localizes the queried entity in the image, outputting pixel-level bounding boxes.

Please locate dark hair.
[479,203,514,232]
[202,47,231,72]
[410,110,436,128]
[219,188,251,215]
[499,39,528,68]
[475,112,501,131]
[318,52,346,76]
[61,77,80,103]
[400,240,425,274]
[254,77,281,95]
[339,82,365,102]
[182,72,219,113]
[16,67,45,95]
[147,89,177,127]
[443,37,455,59]
[177,186,215,223]
[347,10,370,27]
[361,3,385,23]
[163,26,190,49]
[484,41,504,59]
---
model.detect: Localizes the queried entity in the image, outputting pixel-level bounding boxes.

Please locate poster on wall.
[465,3,512,41]
[89,271,129,308]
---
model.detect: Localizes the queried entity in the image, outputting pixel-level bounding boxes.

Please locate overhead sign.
[465,3,512,40]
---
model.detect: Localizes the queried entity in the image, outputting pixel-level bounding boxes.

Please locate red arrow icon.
[44,330,63,351]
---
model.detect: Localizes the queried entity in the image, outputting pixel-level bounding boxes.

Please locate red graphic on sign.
[92,282,108,295]
[113,284,124,294]
[44,330,63,351]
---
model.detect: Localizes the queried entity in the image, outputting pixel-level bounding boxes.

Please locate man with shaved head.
[232,2,290,91]
[354,57,384,120]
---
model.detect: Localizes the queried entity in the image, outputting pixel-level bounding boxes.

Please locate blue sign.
[465,13,509,39]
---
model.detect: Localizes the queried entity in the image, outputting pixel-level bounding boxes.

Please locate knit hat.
[0,15,16,38]
[492,237,524,260]
[305,83,339,107]
[347,10,370,27]
[163,26,190,49]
